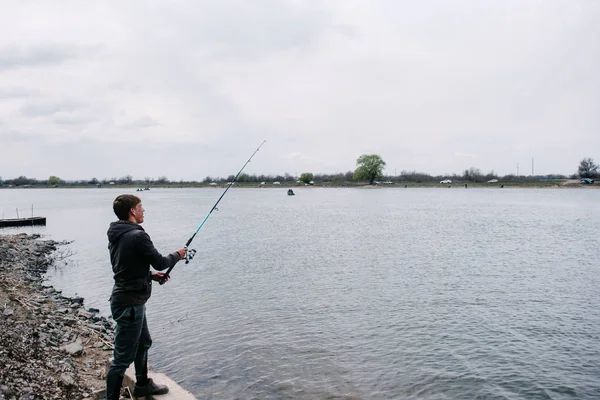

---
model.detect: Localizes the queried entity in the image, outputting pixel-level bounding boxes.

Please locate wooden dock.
[0,217,46,228]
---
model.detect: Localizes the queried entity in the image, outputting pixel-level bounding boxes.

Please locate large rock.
[59,373,76,387]
[61,341,83,356]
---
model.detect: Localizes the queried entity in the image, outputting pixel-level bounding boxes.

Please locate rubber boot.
[105,373,124,400]
[132,378,169,398]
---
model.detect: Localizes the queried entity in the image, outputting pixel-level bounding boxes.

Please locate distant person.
[105,194,187,400]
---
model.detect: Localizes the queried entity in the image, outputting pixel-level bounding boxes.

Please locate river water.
[1,187,599,399]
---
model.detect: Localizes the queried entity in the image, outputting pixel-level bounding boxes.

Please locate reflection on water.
[2,188,600,399]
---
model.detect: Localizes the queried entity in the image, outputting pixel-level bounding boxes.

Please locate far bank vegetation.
[1,156,596,188]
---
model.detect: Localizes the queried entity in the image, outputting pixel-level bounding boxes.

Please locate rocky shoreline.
[0,233,114,399]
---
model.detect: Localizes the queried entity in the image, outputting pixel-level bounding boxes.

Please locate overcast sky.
[0,1,598,180]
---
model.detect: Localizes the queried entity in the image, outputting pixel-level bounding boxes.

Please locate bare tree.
[463,167,483,182]
[578,158,598,178]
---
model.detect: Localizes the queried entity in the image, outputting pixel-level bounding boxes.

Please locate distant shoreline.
[0,181,598,189]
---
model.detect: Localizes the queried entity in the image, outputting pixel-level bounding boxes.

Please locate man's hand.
[176,248,187,260]
[152,272,169,283]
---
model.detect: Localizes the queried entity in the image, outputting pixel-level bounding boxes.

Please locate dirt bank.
[0,233,114,399]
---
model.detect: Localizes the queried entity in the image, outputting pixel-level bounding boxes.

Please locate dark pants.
[105,304,152,400]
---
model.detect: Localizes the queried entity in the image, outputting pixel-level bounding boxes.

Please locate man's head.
[113,194,144,223]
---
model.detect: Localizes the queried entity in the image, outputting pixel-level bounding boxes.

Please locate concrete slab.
[122,364,196,399]
[104,359,195,399]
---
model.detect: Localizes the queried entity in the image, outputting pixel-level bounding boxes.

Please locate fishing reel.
[185,248,197,264]
[158,247,197,285]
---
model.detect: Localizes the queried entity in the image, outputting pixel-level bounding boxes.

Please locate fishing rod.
[159,140,266,285]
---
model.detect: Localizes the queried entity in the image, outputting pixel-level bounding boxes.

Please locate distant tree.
[144,177,154,185]
[484,170,498,181]
[299,173,313,184]
[237,173,249,182]
[48,176,61,185]
[284,173,295,182]
[330,173,344,183]
[463,167,483,182]
[578,158,598,178]
[400,170,434,182]
[354,154,386,184]
[13,176,31,186]
[88,177,99,185]
[313,173,326,182]
[156,176,169,184]
[117,175,133,184]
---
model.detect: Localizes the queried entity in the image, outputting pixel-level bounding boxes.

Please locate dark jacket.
[107,221,180,306]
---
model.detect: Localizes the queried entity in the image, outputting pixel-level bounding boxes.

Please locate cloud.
[53,115,97,125]
[123,116,159,129]
[0,129,39,142]
[124,1,332,62]
[333,24,359,39]
[0,87,39,99]
[0,44,81,70]
[0,0,598,179]
[283,152,312,161]
[21,99,87,117]
[454,152,477,159]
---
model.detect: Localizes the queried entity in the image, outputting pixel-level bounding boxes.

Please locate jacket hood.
[107,221,144,243]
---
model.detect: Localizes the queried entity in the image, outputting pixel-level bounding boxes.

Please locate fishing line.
[159,140,267,285]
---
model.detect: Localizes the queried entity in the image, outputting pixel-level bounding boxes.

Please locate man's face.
[131,202,145,224]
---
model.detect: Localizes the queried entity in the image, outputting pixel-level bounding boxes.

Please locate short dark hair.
[113,194,141,220]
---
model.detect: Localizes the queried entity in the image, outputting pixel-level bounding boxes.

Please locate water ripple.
[4,188,599,399]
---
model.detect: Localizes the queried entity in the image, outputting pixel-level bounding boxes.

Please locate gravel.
[0,234,115,400]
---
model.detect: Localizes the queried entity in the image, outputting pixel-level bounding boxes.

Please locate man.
[105,194,187,399]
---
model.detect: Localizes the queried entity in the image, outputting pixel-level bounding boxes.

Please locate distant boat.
[0,217,46,228]
[287,189,295,196]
